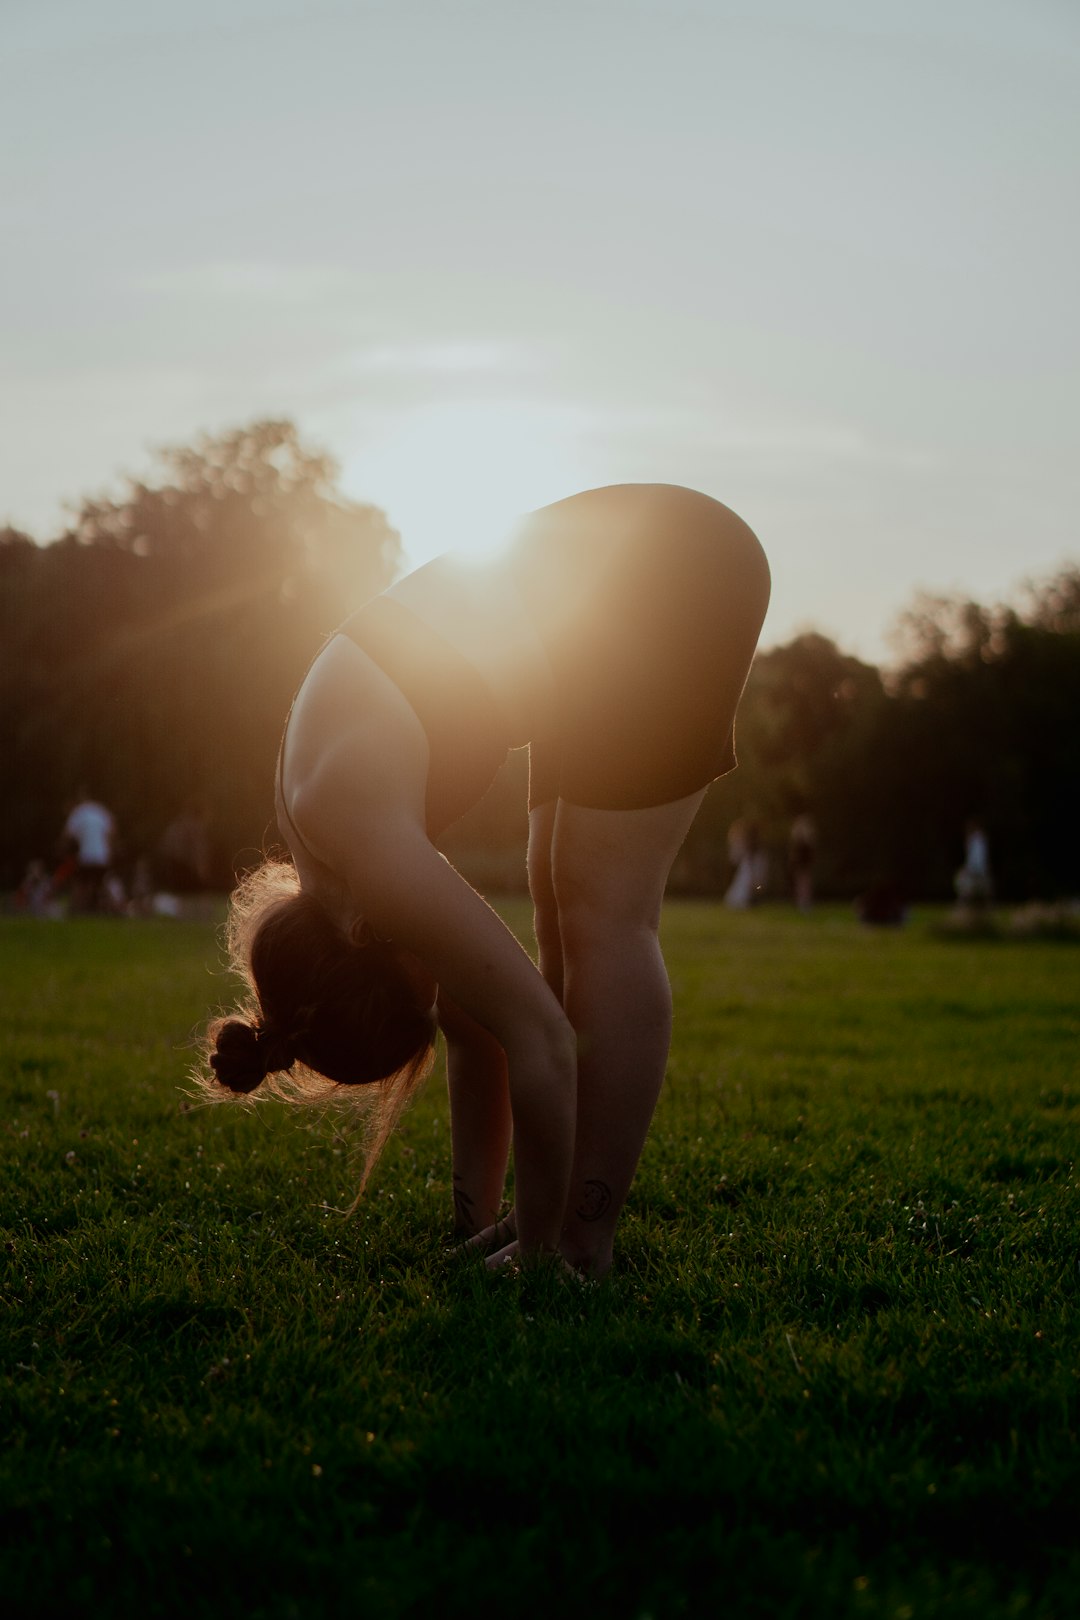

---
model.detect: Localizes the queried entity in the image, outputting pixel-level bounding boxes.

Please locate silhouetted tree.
[0,422,402,885]
[680,633,885,894]
[881,569,1080,897]
[680,571,1080,901]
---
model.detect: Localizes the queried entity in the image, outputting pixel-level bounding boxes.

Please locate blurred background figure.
[954,818,993,912]
[788,811,817,911]
[725,817,767,909]
[126,856,183,919]
[102,869,128,915]
[156,799,212,894]
[60,789,117,914]
[127,856,156,918]
[14,857,57,918]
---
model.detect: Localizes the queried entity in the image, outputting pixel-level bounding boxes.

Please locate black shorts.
[520,489,770,811]
[342,488,770,828]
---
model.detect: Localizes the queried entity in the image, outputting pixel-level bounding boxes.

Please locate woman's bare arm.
[438,992,512,1239]
[287,645,577,1256]
[342,824,577,1256]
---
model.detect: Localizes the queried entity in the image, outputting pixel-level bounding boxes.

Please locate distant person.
[788,812,817,911]
[128,856,156,918]
[955,819,993,910]
[102,870,128,915]
[61,790,117,913]
[48,849,80,904]
[14,858,56,918]
[198,484,770,1277]
[725,818,767,909]
[157,800,212,893]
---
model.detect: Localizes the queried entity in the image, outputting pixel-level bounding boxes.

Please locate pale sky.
[2,0,1078,662]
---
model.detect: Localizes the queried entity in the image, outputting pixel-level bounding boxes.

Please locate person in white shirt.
[955,819,993,910]
[62,791,117,913]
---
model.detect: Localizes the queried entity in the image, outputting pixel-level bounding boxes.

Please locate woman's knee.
[550,794,706,942]
[551,859,663,958]
[551,837,665,940]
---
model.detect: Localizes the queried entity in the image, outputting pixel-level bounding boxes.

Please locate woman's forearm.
[445,1013,513,1237]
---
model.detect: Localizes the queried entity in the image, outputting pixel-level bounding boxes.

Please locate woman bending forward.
[204,484,770,1276]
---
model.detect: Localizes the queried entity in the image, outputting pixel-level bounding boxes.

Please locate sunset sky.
[3,0,1077,662]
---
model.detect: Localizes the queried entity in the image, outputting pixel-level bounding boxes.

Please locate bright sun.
[342,400,588,569]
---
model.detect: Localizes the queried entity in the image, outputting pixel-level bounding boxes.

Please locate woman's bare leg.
[527,799,563,999]
[534,790,706,1276]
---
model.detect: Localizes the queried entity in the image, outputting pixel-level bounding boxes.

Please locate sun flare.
[342,401,588,570]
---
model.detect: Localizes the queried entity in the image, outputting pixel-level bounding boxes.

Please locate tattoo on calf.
[576,1179,612,1223]
[452,1173,476,1235]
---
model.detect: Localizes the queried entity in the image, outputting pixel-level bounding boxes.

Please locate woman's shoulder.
[280,635,430,863]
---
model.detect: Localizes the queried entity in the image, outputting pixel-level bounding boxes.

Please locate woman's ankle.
[560,1238,614,1278]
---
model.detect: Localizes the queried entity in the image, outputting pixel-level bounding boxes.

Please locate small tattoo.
[576,1179,612,1223]
[453,1173,476,1236]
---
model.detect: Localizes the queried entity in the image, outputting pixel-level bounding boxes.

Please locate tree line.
[1,421,401,890]
[2,419,1077,901]
[686,572,1080,902]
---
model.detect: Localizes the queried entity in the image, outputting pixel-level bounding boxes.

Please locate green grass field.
[2,904,1078,1619]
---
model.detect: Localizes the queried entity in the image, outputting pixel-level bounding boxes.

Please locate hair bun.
[210,1019,295,1093]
